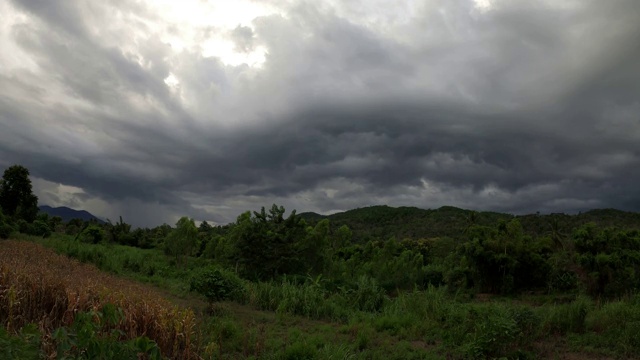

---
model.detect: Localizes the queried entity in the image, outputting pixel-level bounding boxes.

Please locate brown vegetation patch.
[0,240,197,359]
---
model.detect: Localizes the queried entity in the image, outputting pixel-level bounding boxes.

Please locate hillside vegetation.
[2,166,640,359]
[301,205,640,243]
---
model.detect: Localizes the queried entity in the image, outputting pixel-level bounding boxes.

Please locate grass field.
[0,240,197,359]
[2,237,639,359]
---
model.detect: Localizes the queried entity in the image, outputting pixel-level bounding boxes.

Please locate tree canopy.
[0,164,39,222]
[165,216,198,266]
[231,204,308,280]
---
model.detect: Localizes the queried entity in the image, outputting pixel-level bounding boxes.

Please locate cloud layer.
[1,0,639,226]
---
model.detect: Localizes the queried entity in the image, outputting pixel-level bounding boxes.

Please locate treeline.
[5,203,638,300]
[2,164,639,300]
[300,205,640,243]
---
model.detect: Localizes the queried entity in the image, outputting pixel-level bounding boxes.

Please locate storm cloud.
[1,0,639,227]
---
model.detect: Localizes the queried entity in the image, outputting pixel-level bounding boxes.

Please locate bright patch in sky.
[473,0,493,11]
[0,2,38,72]
[147,0,273,66]
[200,39,267,67]
[164,73,180,88]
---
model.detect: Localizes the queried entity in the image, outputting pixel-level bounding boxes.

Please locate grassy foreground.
[0,240,196,359]
[2,236,640,359]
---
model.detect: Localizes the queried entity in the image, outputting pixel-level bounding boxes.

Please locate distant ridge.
[38,205,105,224]
[299,205,640,242]
[299,205,509,241]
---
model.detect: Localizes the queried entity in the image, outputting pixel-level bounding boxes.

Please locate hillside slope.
[300,205,640,241]
[38,205,105,223]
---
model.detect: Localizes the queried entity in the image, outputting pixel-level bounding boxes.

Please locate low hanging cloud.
[1,0,639,227]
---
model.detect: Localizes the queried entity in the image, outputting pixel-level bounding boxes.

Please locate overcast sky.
[1,0,639,227]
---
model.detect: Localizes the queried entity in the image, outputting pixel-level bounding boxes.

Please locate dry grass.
[0,240,197,359]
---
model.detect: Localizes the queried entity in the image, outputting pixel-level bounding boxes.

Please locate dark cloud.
[1,0,640,226]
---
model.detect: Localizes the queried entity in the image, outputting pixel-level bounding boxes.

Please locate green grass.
[0,324,41,360]
[23,233,212,297]
[572,296,640,356]
[16,233,640,359]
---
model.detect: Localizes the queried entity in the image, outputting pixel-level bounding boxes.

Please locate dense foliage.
[27,201,639,301]
[0,165,39,223]
[4,164,640,359]
[190,266,245,303]
[10,195,640,299]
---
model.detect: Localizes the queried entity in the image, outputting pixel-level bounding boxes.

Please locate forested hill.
[299,205,640,242]
[38,205,105,224]
[299,206,510,241]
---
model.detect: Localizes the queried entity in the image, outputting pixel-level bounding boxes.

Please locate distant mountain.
[299,205,640,242]
[300,205,512,241]
[38,205,105,224]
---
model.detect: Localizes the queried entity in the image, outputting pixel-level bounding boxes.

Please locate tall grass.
[0,240,198,359]
[16,233,640,358]
[33,233,216,295]
[244,277,349,321]
[575,296,640,355]
[241,274,391,322]
[541,295,592,334]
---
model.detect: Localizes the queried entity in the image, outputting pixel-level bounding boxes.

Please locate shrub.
[373,314,415,336]
[509,306,541,339]
[81,225,106,244]
[543,296,592,334]
[581,299,640,354]
[349,275,387,312]
[28,220,51,238]
[463,305,536,359]
[274,280,326,318]
[15,219,29,234]
[243,278,351,321]
[209,318,242,351]
[52,304,162,360]
[316,343,355,359]
[190,266,245,303]
[0,222,13,239]
[0,324,41,360]
[281,340,317,360]
[424,263,445,286]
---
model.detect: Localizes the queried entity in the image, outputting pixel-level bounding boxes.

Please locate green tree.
[547,216,568,251]
[198,220,213,233]
[0,208,14,239]
[106,216,133,245]
[574,224,640,297]
[299,219,330,275]
[334,224,352,250]
[66,218,84,236]
[0,165,39,222]
[81,225,106,244]
[231,204,307,280]
[464,211,480,234]
[48,215,63,233]
[29,220,51,238]
[165,217,198,267]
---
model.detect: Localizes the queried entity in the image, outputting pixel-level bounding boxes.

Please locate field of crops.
[0,240,197,359]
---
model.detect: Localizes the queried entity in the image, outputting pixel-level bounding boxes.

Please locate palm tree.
[463,211,480,234]
[547,216,567,251]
